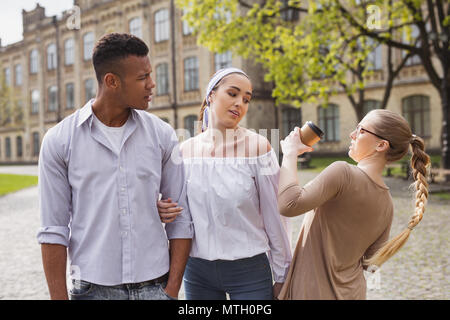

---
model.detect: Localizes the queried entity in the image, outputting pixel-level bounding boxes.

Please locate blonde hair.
[363,109,431,268]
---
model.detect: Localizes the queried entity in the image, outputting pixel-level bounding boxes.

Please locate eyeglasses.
[355,125,394,149]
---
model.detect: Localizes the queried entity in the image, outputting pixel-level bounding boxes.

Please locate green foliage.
[176,0,445,113]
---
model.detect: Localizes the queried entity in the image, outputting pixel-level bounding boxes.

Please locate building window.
[184,115,198,138]
[402,95,430,138]
[47,43,57,70]
[368,44,382,70]
[66,83,75,109]
[33,132,40,157]
[30,49,39,74]
[318,104,340,142]
[182,9,194,35]
[5,137,11,159]
[83,32,95,61]
[4,68,11,86]
[15,64,22,86]
[214,51,232,71]
[160,117,169,123]
[84,79,96,102]
[156,63,169,95]
[403,25,421,66]
[363,100,381,117]
[31,90,40,114]
[281,0,299,21]
[129,17,142,38]
[48,86,58,112]
[184,57,199,91]
[155,9,169,42]
[282,107,302,138]
[64,38,75,66]
[16,136,23,158]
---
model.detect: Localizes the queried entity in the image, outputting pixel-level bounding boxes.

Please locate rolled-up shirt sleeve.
[160,128,193,240]
[255,150,292,283]
[37,129,71,247]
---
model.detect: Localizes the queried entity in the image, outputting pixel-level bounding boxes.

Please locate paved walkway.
[0,167,448,299]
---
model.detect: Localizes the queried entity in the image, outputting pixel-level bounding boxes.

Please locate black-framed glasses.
[356,125,394,149]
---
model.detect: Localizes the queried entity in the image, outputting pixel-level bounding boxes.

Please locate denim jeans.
[69,276,177,300]
[183,253,273,300]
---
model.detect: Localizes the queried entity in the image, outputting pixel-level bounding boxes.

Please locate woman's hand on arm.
[157,198,183,223]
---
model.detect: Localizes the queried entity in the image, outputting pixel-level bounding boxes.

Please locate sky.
[0,1,74,46]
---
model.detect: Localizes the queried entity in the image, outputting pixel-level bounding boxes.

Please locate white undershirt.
[92,114,127,155]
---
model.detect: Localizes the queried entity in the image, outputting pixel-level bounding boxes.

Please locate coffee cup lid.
[306,121,324,138]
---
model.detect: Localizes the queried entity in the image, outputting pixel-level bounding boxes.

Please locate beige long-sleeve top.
[278,161,393,300]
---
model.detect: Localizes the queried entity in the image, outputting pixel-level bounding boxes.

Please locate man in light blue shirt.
[37,33,193,300]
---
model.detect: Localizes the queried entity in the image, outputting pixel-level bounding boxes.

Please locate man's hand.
[273,282,284,300]
[165,238,192,299]
[41,244,69,300]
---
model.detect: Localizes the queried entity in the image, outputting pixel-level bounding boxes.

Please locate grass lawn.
[0,174,38,196]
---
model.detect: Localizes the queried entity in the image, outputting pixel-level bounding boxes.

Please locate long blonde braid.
[363,125,431,268]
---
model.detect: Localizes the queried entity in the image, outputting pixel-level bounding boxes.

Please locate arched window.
[184,115,198,138]
[402,95,430,138]
[184,57,199,91]
[281,107,302,138]
[47,43,57,70]
[33,132,40,157]
[30,49,39,74]
[48,86,58,112]
[31,90,40,114]
[156,63,169,95]
[84,78,96,102]
[83,32,95,61]
[318,104,340,142]
[129,17,142,38]
[155,9,169,42]
[363,100,381,116]
[16,136,23,158]
[64,38,75,65]
[214,51,232,71]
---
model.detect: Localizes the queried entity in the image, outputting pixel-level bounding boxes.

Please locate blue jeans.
[183,253,273,300]
[69,274,176,300]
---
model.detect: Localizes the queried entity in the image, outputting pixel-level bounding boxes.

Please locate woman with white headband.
[157,68,292,300]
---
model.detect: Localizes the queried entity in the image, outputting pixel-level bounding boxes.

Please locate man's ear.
[103,73,120,89]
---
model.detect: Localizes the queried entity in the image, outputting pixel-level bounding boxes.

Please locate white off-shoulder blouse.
[183,149,292,282]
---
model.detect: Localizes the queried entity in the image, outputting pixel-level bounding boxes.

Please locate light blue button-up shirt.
[37,100,193,286]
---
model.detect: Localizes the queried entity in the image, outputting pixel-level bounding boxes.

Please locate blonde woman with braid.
[277,109,430,300]
[157,68,292,300]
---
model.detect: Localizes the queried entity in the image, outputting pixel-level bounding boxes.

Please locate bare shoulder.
[240,128,272,157]
[179,134,203,158]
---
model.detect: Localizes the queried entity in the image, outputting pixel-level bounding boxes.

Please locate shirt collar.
[77,99,95,127]
[77,99,138,128]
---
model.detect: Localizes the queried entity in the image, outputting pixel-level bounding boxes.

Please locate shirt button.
[122,231,127,237]
[119,166,124,172]
[122,209,127,215]
[121,187,126,192]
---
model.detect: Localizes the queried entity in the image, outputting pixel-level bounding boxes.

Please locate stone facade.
[0,0,442,164]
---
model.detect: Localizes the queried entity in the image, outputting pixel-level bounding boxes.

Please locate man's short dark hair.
[92,33,149,84]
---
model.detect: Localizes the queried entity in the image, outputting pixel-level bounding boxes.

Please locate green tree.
[178,0,450,168]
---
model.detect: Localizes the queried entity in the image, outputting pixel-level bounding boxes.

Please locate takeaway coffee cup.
[300,121,324,146]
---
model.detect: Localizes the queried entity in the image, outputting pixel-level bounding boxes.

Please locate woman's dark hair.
[92,33,149,84]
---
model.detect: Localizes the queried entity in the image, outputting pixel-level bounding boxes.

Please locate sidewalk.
[0,165,38,176]
[0,169,448,299]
